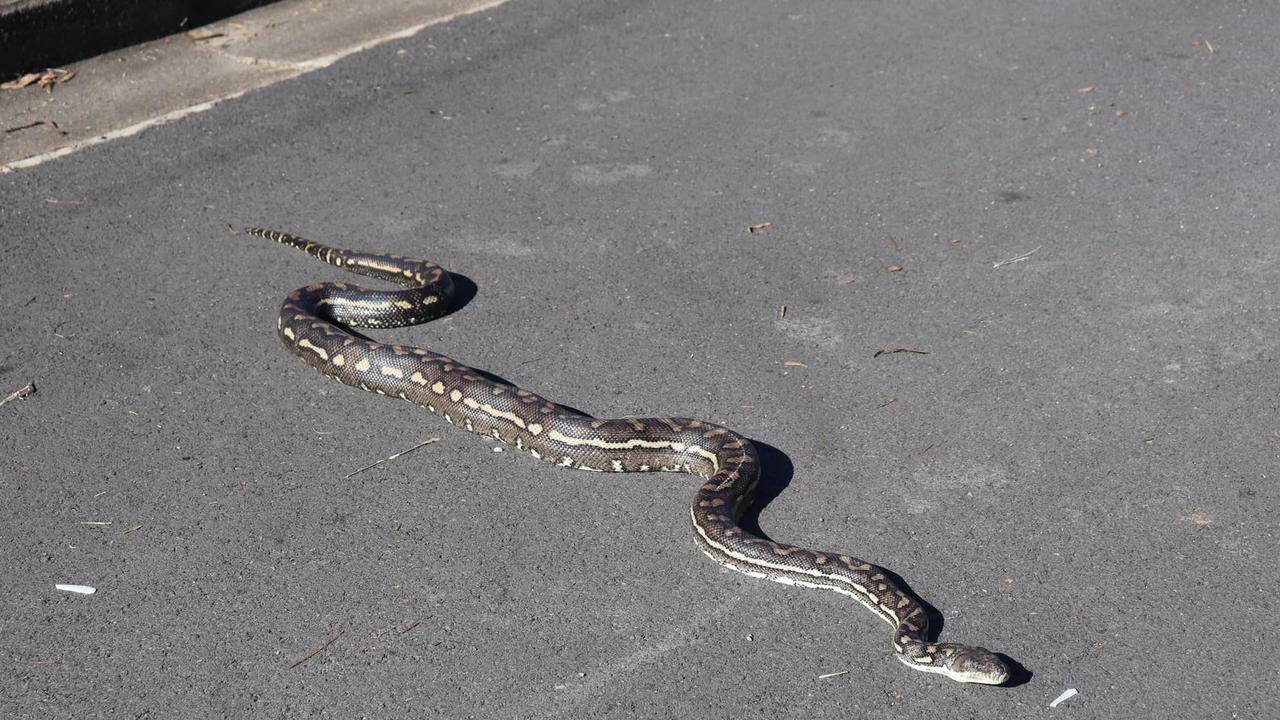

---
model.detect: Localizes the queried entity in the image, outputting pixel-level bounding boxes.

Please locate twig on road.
[289,630,344,670]
[872,348,928,359]
[343,437,439,479]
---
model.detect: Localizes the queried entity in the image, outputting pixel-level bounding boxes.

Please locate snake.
[245,227,1010,685]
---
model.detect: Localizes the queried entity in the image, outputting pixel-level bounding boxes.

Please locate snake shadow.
[742,439,1029,687]
[443,272,479,317]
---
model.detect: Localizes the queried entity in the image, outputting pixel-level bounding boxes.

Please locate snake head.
[943,645,1010,685]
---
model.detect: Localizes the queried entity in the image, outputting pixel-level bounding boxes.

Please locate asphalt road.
[3,0,1278,717]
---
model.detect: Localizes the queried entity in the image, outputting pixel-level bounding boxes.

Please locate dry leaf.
[1075,86,1094,93]
[37,68,75,88]
[3,68,75,90]
[1,72,40,90]
[886,265,903,273]
[1180,512,1215,526]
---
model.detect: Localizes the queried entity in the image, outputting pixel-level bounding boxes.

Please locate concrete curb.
[0,0,276,78]
[0,0,508,171]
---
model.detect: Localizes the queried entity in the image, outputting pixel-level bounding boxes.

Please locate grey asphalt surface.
[3,0,1278,717]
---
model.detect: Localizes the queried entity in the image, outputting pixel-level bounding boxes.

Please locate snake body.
[247,227,1009,685]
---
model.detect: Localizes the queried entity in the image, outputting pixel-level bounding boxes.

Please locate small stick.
[400,622,420,635]
[817,670,849,680]
[344,438,439,479]
[289,630,344,669]
[0,382,35,408]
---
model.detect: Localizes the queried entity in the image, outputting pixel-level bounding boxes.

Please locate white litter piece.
[56,584,96,595]
[1049,688,1078,708]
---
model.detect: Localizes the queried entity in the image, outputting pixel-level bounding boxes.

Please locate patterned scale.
[245,227,1010,685]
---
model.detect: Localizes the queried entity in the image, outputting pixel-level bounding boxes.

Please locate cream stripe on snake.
[245,227,1010,685]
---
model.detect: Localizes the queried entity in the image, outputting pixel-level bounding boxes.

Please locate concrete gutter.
[0,0,276,78]
[0,0,509,172]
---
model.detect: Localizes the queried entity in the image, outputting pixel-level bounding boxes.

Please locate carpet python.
[246,227,1010,685]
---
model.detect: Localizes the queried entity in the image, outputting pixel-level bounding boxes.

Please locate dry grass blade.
[992,247,1040,268]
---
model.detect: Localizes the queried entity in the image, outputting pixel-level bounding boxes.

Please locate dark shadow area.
[735,439,793,541]
[442,272,477,319]
[0,0,277,78]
